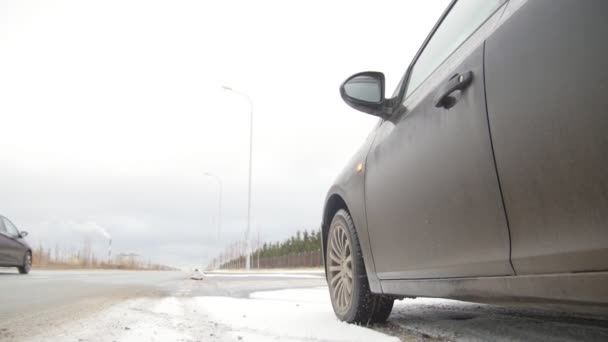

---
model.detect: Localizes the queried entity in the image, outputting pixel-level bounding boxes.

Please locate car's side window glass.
[3,218,19,237]
[405,0,503,98]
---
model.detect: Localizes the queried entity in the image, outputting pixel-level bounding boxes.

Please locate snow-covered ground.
[17,272,608,341]
[200,272,324,279]
[209,268,324,274]
[26,287,397,342]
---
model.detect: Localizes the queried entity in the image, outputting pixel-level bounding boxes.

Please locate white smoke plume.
[67,221,111,240]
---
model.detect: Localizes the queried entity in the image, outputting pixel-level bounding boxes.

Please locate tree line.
[255,229,322,258]
[31,242,177,271]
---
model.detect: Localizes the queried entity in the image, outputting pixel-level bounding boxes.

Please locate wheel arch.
[25,248,32,263]
[322,193,350,274]
[321,190,382,293]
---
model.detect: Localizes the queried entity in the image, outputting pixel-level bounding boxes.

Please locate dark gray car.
[0,215,32,274]
[322,0,608,323]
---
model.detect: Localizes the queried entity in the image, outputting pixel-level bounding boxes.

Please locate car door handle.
[435,71,473,109]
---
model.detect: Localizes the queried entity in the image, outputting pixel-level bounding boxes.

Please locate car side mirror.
[20,231,28,238]
[340,71,387,117]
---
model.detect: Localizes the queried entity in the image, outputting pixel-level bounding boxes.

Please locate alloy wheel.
[328,223,353,315]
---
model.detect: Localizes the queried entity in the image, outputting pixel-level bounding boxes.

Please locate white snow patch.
[119,320,191,342]
[25,287,397,342]
[211,268,324,274]
[152,297,184,316]
[25,297,193,342]
[202,273,323,279]
[250,287,329,303]
[194,287,398,342]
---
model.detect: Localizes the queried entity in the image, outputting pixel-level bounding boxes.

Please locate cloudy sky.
[0,0,448,267]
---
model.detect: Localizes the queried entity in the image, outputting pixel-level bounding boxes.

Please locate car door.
[1,217,24,265]
[485,0,608,275]
[364,0,512,279]
[0,219,12,264]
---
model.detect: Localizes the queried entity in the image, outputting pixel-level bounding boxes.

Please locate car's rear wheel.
[327,209,394,324]
[18,252,31,274]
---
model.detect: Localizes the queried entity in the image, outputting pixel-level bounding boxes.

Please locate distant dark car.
[322,0,608,323]
[0,215,32,274]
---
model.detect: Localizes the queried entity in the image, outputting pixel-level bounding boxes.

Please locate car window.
[405,0,503,98]
[2,218,20,237]
[0,219,6,235]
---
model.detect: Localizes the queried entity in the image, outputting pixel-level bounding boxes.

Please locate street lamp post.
[221,85,253,271]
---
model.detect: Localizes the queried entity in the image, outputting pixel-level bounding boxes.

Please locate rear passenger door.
[365,0,512,279]
[485,0,608,274]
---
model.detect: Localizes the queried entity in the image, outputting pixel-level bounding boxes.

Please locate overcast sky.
[0,0,448,268]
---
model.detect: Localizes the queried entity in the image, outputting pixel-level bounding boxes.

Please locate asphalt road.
[0,269,180,318]
[1,268,608,341]
[0,268,327,341]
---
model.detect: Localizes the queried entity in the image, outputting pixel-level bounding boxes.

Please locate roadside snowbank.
[210,268,324,274]
[196,287,397,341]
[200,272,323,279]
[25,287,397,342]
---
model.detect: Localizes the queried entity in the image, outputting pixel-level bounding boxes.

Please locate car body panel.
[325,0,608,307]
[485,0,608,275]
[364,2,511,280]
[381,271,608,306]
[0,216,30,267]
[321,124,383,292]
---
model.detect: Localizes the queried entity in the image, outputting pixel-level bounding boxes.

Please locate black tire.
[326,209,394,324]
[18,251,32,274]
[368,296,395,324]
